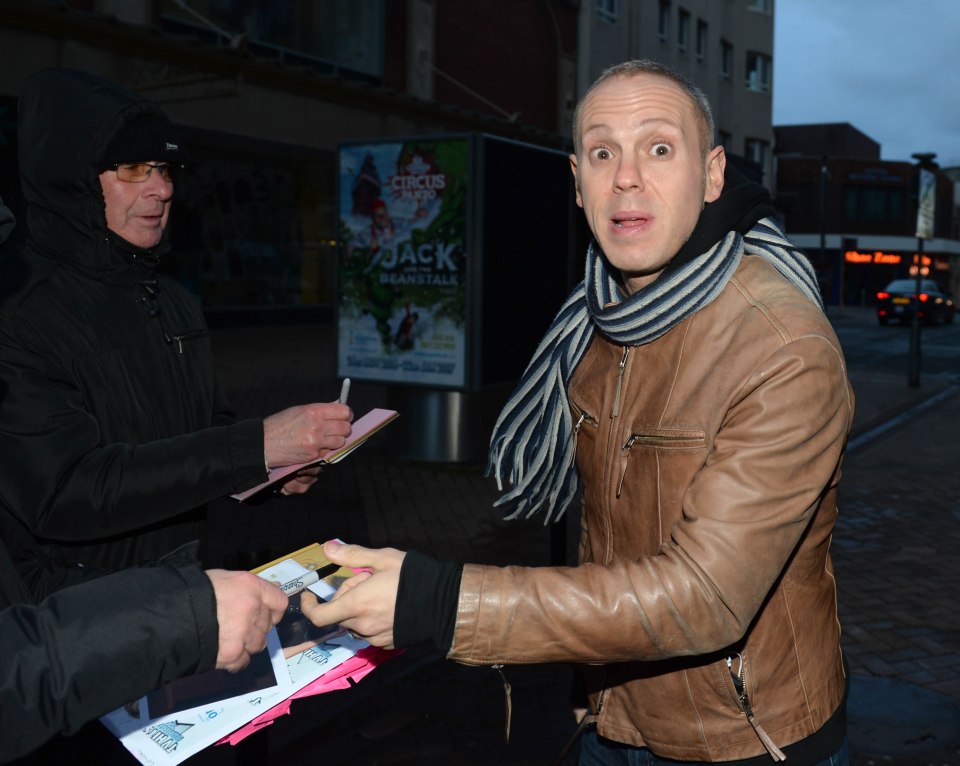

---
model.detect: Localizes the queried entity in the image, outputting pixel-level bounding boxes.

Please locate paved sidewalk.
[190,315,960,765]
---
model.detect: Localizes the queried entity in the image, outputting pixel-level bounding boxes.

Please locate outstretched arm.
[0,327,352,537]
[0,560,287,762]
[300,541,462,651]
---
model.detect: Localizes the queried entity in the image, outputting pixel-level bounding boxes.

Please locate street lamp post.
[819,155,832,310]
[908,152,937,388]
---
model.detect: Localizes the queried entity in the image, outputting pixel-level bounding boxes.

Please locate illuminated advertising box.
[336,130,579,455]
[337,137,469,388]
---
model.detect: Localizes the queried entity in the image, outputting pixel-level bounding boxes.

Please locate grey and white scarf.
[485,216,823,524]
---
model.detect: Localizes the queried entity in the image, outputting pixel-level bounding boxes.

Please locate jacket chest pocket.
[616,427,707,499]
[612,427,707,552]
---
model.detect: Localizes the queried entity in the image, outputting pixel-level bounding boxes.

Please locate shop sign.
[844,250,904,265]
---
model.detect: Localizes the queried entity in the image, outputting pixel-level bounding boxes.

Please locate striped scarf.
[485,217,823,524]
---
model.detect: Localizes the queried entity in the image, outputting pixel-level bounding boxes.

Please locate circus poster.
[337,138,469,387]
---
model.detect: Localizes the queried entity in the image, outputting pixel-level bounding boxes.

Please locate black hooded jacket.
[0,196,220,764]
[0,69,266,590]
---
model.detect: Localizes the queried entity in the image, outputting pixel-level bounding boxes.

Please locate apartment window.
[696,19,708,61]
[720,40,733,79]
[747,0,772,13]
[658,1,670,41]
[678,8,690,51]
[745,51,771,92]
[596,0,618,23]
[745,138,769,169]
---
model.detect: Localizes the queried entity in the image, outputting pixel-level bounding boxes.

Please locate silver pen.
[338,378,351,405]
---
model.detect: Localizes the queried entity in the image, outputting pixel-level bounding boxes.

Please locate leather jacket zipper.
[611,347,629,417]
[492,665,512,743]
[573,410,596,456]
[726,654,787,761]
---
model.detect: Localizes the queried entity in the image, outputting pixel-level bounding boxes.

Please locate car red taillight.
[877,292,890,300]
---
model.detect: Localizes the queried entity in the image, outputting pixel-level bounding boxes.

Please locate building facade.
[774,123,959,309]
[0,0,774,314]
[579,0,775,183]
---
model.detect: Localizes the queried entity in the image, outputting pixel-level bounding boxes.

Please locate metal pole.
[907,152,936,388]
[819,156,830,309]
[908,239,923,387]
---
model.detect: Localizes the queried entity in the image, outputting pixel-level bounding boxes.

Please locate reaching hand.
[299,541,406,649]
[262,402,353,470]
[207,569,288,672]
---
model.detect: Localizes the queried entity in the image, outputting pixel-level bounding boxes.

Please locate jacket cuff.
[177,564,219,672]
[227,418,270,492]
[394,550,462,651]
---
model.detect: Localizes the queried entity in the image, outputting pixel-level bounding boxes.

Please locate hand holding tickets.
[207,569,288,672]
[299,540,406,650]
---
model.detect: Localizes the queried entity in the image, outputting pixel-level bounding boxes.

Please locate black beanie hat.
[103,112,189,168]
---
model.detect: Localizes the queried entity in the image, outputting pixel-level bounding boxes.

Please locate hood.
[0,197,14,247]
[17,68,180,275]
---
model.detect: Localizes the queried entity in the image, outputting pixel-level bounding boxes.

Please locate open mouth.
[612,214,649,229]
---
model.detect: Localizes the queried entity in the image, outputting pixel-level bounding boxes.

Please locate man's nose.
[143,172,174,199]
[613,154,644,192]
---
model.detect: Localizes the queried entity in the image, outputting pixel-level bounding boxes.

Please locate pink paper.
[215,646,399,746]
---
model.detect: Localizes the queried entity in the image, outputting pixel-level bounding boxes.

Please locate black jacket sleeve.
[0,563,218,763]
[0,327,267,541]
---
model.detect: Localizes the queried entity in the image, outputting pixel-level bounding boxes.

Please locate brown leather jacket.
[449,257,854,761]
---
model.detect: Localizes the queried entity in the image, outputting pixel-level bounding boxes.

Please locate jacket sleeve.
[449,335,853,665]
[0,563,218,763]
[0,320,267,541]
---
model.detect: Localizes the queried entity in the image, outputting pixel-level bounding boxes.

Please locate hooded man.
[0,194,288,764]
[0,69,352,596]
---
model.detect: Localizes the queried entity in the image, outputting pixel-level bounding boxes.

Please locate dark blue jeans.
[578,730,850,766]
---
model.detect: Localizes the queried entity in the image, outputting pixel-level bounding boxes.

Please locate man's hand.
[299,541,406,649]
[206,569,288,672]
[276,465,323,496]
[262,402,353,470]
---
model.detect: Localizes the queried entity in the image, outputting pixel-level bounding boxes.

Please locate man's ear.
[569,153,583,208]
[703,146,726,204]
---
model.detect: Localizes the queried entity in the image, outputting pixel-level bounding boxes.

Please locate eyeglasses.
[109,162,180,183]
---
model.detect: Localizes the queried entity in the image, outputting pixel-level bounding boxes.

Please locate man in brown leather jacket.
[303,60,854,765]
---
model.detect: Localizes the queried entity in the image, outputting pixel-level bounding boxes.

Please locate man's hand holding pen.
[262,379,353,496]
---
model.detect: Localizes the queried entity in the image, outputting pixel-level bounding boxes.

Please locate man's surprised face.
[570,72,724,295]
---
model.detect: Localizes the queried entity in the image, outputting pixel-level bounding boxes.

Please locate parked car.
[876,278,955,325]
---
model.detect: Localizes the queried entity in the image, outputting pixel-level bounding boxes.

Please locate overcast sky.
[773,0,960,168]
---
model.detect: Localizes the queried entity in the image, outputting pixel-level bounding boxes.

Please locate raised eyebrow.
[581,121,611,138]
[638,118,684,137]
